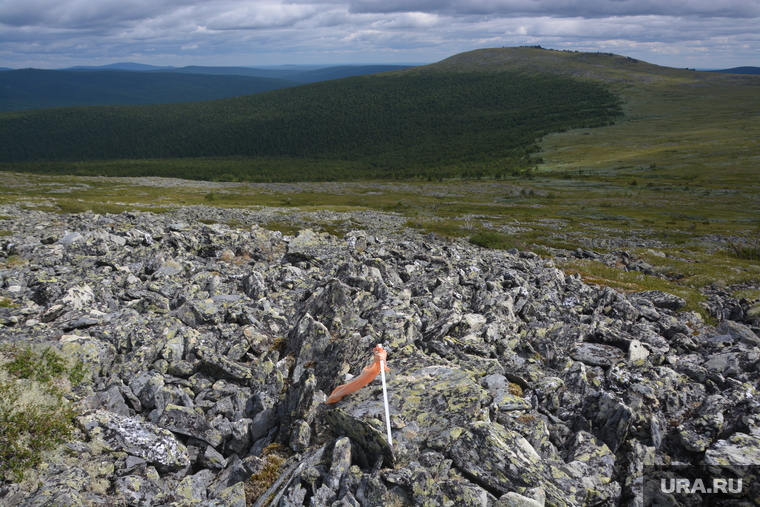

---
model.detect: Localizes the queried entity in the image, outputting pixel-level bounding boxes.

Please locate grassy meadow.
[1,48,758,314]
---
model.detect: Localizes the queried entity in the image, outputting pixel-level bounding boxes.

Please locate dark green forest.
[0,71,623,182]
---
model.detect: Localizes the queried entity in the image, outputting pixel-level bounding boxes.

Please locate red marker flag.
[325,345,389,404]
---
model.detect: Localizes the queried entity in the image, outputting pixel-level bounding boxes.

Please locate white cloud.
[0,0,758,68]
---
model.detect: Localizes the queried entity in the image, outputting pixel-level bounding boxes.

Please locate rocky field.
[0,204,759,507]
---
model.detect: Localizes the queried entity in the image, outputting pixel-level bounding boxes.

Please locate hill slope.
[0,69,299,112]
[708,66,760,75]
[0,65,622,181]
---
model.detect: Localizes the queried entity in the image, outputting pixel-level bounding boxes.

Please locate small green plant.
[0,297,15,308]
[0,345,86,480]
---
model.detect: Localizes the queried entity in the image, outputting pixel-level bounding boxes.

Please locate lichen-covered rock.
[158,404,224,448]
[2,203,759,507]
[705,433,760,466]
[77,409,190,471]
[571,342,625,367]
[449,421,573,506]
[634,290,686,311]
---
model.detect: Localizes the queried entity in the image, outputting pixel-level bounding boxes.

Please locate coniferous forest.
[0,70,622,182]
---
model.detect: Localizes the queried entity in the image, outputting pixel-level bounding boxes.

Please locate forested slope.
[0,64,623,181]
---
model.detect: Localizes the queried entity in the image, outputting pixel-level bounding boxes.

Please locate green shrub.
[468,231,519,250]
[0,345,85,480]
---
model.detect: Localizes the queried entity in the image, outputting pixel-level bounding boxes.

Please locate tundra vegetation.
[0,47,758,501]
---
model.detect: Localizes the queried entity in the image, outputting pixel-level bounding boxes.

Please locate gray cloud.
[344,0,760,18]
[1,0,758,69]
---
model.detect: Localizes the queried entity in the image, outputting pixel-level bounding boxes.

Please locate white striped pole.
[378,349,393,450]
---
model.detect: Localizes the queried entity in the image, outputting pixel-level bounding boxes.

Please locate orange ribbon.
[325,345,389,404]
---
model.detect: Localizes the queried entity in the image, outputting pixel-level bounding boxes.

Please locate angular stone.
[586,392,634,453]
[571,342,625,367]
[201,444,228,470]
[703,352,742,376]
[634,290,686,310]
[705,433,760,466]
[209,482,247,507]
[198,353,252,383]
[449,421,569,506]
[158,404,223,448]
[325,436,352,491]
[61,285,95,309]
[114,473,168,506]
[290,419,312,453]
[242,271,266,300]
[717,320,760,347]
[60,334,116,376]
[78,409,189,471]
[628,339,650,365]
[84,386,131,416]
[228,418,253,455]
[495,492,543,507]
[175,469,214,502]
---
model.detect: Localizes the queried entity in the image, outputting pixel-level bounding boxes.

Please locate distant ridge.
[63,62,176,71]
[0,64,415,111]
[146,64,412,81]
[708,66,760,75]
[147,66,317,80]
[0,69,298,112]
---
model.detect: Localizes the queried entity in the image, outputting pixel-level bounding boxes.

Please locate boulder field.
[0,204,758,506]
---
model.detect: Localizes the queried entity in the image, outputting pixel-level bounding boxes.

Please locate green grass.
[469,231,521,250]
[0,345,87,480]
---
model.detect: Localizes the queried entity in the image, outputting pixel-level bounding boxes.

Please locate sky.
[1,0,759,70]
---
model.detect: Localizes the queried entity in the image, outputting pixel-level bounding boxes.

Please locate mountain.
[0,51,624,181]
[708,66,760,75]
[0,69,299,112]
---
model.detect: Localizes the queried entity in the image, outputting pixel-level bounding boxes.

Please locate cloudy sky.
[1,0,758,69]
